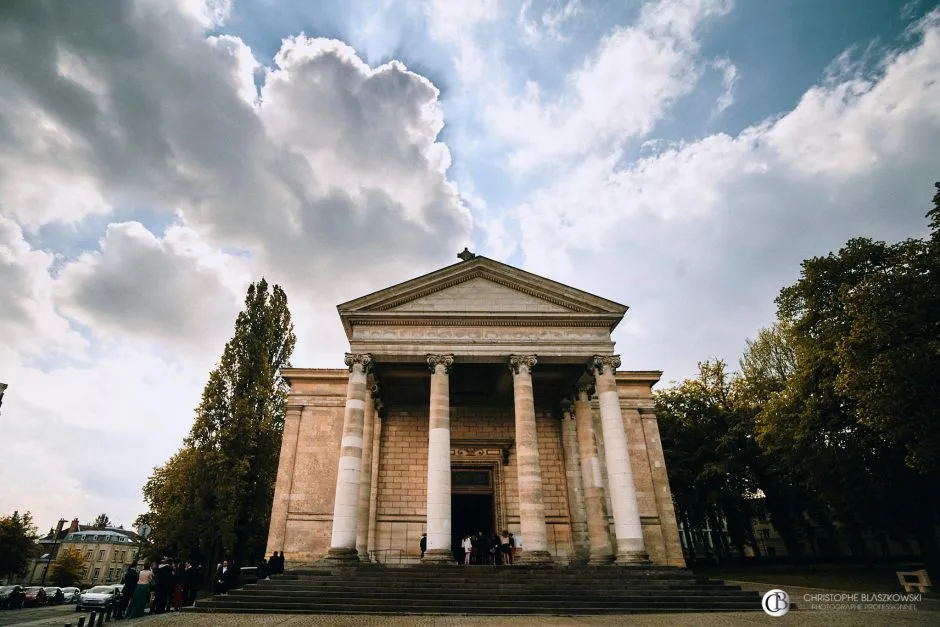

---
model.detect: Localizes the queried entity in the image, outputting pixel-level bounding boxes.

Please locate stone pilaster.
[574,385,614,564]
[424,354,454,563]
[356,379,378,562]
[325,352,372,562]
[560,398,589,564]
[591,355,649,565]
[266,403,304,559]
[509,354,552,565]
[366,399,384,558]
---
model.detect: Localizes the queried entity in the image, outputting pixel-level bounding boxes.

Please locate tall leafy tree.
[0,511,39,581]
[762,181,940,577]
[49,548,87,587]
[92,513,111,529]
[656,361,761,561]
[142,279,296,570]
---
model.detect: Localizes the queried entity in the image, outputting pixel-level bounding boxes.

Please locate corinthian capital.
[575,383,595,401]
[344,352,373,373]
[509,354,538,375]
[427,354,455,374]
[591,355,621,377]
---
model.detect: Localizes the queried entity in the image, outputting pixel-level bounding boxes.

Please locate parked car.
[23,587,47,607]
[60,587,81,603]
[43,587,65,605]
[0,585,26,610]
[76,586,119,612]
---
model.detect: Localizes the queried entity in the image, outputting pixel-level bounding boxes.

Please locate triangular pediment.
[386,276,573,313]
[338,256,627,318]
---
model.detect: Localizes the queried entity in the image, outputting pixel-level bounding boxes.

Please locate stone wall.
[267,370,347,564]
[373,404,574,563]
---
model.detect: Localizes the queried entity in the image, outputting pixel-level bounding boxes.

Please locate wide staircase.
[192,564,763,615]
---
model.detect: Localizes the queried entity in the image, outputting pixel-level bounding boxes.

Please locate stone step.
[191,566,763,615]
[220,590,759,602]
[193,600,761,615]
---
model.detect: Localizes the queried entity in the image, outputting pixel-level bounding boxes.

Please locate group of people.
[115,558,200,619]
[418,531,520,565]
[459,531,517,565]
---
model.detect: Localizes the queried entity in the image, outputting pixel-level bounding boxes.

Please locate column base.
[614,550,651,566]
[587,551,615,565]
[422,549,454,564]
[357,551,372,563]
[321,547,359,563]
[515,550,553,566]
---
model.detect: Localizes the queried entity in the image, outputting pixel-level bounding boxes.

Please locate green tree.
[142,279,296,570]
[0,511,39,582]
[655,361,761,561]
[49,548,87,587]
[92,513,111,529]
[761,181,940,577]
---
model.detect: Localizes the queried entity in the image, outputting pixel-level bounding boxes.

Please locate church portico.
[267,252,685,568]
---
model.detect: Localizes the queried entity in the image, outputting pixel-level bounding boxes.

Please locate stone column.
[574,384,614,564]
[325,352,372,561]
[424,354,454,563]
[560,398,589,563]
[509,354,552,565]
[367,399,384,558]
[356,379,378,562]
[266,403,304,558]
[592,355,649,565]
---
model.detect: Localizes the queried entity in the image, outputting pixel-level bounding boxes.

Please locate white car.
[61,587,81,603]
[76,586,119,612]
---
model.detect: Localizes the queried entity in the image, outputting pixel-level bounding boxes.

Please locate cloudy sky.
[2,0,939,533]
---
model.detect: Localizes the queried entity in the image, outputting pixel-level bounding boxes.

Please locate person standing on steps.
[507,532,515,565]
[461,534,473,565]
[419,533,427,559]
[499,530,511,565]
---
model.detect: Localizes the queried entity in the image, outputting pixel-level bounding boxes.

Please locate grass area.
[693,563,918,592]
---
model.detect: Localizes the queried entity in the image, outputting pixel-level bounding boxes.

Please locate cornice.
[346,312,622,328]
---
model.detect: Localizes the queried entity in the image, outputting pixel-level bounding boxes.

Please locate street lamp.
[39,518,67,586]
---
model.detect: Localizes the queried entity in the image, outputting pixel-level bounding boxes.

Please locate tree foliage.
[0,511,39,580]
[92,513,111,529]
[141,279,296,570]
[659,180,940,577]
[49,548,87,587]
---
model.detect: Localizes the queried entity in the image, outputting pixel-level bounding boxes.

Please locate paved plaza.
[3,610,937,627]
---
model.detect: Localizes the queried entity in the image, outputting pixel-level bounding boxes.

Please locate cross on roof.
[457,247,476,261]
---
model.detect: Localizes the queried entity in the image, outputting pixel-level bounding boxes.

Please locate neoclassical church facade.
[266,251,685,567]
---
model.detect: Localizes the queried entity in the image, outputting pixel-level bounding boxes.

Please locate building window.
[98,550,105,561]
[121,550,126,562]
[86,550,93,560]
[93,568,100,580]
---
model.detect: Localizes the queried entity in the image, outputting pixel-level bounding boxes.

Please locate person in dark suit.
[214,560,233,595]
[149,557,172,613]
[419,534,427,558]
[183,561,198,606]
[115,563,138,618]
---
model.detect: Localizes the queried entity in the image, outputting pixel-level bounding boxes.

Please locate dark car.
[76,586,119,612]
[23,586,47,607]
[43,587,65,605]
[0,585,26,610]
